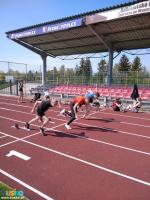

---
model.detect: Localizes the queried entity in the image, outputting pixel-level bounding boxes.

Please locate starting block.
[12,123,31,132]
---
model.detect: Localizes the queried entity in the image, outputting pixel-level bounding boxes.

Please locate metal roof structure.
[6,0,150,85]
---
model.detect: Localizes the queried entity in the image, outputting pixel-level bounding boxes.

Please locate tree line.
[0,54,150,85]
[46,54,150,85]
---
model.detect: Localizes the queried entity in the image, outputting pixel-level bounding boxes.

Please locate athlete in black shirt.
[18,80,24,103]
[25,93,57,135]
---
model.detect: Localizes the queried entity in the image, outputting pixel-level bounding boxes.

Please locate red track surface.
[0,95,150,200]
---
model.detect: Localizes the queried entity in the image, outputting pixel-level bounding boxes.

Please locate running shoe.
[25,122,30,129]
[65,123,72,130]
[40,127,46,136]
[14,123,19,129]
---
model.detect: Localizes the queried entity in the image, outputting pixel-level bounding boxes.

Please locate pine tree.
[79,58,85,74]
[59,65,65,74]
[53,66,58,81]
[59,65,65,84]
[97,58,107,82]
[84,57,92,76]
[131,56,142,71]
[75,64,80,75]
[97,59,107,74]
[113,63,120,73]
[78,57,92,84]
[118,54,131,72]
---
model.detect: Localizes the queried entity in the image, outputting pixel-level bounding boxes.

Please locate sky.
[0,0,150,73]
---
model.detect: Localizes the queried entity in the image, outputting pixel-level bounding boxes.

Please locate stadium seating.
[49,85,150,101]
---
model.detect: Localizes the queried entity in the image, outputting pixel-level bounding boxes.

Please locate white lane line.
[51,128,150,156]
[0,98,150,121]
[6,150,31,161]
[1,132,150,187]
[0,101,58,113]
[75,120,150,139]
[0,107,150,139]
[0,102,31,108]
[0,114,150,157]
[0,120,65,148]
[0,135,7,139]
[0,105,58,116]
[0,110,150,157]
[0,100,150,121]
[0,107,34,115]
[25,140,150,186]
[0,107,150,140]
[0,117,150,188]
[121,121,150,128]
[0,103,150,131]
[0,132,40,148]
[0,169,54,200]
[0,114,150,156]
[89,116,150,128]
[99,110,150,121]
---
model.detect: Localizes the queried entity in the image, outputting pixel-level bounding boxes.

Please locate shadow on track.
[86,117,115,123]
[73,124,117,133]
[44,129,88,138]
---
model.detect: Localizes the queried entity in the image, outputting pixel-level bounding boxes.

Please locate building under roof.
[6,0,150,86]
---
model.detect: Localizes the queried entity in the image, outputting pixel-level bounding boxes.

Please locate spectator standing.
[18,80,24,103]
[131,84,139,101]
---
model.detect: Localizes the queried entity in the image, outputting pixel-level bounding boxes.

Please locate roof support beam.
[87,24,110,50]
[87,24,113,86]
[14,39,55,58]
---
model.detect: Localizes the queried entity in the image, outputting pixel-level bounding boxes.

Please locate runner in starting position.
[25,92,58,135]
[60,93,99,130]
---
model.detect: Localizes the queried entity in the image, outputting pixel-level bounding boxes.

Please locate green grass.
[0,182,29,200]
[0,82,9,90]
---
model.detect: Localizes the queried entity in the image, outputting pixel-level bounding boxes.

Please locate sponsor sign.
[86,0,150,24]
[8,18,83,39]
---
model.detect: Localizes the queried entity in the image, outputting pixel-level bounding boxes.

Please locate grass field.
[0,181,29,200]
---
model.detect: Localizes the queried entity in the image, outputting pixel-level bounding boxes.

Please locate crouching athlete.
[25,93,57,135]
[60,94,95,130]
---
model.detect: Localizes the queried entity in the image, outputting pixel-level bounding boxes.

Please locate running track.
[0,95,150,200]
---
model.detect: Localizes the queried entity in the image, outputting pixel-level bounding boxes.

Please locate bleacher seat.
[48,85,150,101]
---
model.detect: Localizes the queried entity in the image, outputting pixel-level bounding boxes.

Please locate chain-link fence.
[0,60,150,96]
[45,71,150,87]
[0,61,42,83]
[0,61,42,95]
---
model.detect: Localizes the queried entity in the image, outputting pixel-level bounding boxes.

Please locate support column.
[107,48,113,86]
[41,54,47,88]
[87,24,113,86]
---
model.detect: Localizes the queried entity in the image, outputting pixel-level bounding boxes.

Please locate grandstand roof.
[6,0,150,57]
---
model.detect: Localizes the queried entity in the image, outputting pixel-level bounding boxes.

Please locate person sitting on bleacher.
[126,98,142,113]
[111,98,124,112]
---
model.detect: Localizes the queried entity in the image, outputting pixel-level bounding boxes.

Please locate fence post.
[9,80,12,95]
[16,80,18,96]
[137,71,138,85]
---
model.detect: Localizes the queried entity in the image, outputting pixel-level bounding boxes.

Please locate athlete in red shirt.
[60,95,92,129]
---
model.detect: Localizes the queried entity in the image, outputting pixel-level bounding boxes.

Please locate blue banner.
[8,18,83,39]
